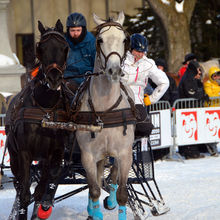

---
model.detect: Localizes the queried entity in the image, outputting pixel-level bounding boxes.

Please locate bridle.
[95,21,130,70]
[36,30,68,76]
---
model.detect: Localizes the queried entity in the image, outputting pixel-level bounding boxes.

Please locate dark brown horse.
[6,20,69,220]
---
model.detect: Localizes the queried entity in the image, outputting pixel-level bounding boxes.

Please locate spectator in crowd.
[178,53,197,81]
[203,66,220,156]
[0,93,7,114]
[178,60,208,159]
[155,58,179,105]
[121,33,169,140]
[204,66,220,106]
[0,93,7,126]
[64,12,96,92]
[178,60,207,101]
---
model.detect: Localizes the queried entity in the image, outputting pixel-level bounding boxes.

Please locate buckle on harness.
[96,116,104,128]
[44,113,51,120]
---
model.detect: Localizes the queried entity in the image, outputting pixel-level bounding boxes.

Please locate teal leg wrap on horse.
[92,200,103,220]
[87,194,93,216]
[118,206,126,220]
[107,184,118,209]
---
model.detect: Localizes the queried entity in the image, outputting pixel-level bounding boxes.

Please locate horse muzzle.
[44,63,65,90]
[106,66,122,82]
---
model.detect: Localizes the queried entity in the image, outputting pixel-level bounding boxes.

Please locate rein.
[64,71,104,79]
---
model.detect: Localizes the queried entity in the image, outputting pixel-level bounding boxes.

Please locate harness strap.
[88,86,123,122]
[71,108,136,128]
[120,82,137,118]
[15,107,69,124]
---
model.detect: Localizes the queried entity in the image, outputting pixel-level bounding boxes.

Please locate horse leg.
[104,160,118,210]
[31,161,50,220]
[117,150,132,220]
[87,159,104,218]
[36,149,63,220]
[15,152,32,220]
[7,145,24,220]
[81,152,103,220]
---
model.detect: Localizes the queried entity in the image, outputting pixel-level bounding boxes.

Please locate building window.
[16,34,35,68]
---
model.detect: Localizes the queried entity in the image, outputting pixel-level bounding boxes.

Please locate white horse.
[76,12,135,220]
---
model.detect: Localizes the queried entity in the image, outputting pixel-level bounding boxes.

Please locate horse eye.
[97,38,103,44]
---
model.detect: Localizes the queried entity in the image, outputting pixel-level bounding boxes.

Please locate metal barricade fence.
[149,101,173,150]
[171,97,220,159]
[0,114,7,172]
[172,98,203,109]
[171,98,201,158]
[149,100,171,112]
[0,114,6,126]
[207,96,220,107]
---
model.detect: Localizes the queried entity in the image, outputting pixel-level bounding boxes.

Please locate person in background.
[178,60,208,159]
[203,66,220,157]
[154,58,179,106]
[0,93,7,114]
[204,66,220,105]
[64,12,96,92]
[178,53,197,81]
[121,33,169,139]
[178,60,207,101]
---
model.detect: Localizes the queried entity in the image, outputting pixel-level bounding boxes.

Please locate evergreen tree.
[124,0,220,65]
[124,6,166,60]
[191,0,220,60]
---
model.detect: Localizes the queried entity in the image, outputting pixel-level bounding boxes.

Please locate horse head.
[36,19,69,90]
[93,12,130,82]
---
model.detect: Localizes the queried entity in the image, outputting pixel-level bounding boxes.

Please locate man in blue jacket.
[64,12,96,91]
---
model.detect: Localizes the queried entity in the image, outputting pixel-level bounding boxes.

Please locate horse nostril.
[109,68,113,75]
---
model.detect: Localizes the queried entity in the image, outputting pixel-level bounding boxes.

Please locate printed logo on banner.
[205,110,220,138]
[149,112,161,146]
[0,128,10,166]
[181,111,198,141]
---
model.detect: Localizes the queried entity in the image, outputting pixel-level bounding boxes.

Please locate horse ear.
[115,11,125,26]
[93,13,105,26]
[55,19,63,33]
[38,21,46,35]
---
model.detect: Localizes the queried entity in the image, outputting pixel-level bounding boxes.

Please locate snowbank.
[1,153,220,220]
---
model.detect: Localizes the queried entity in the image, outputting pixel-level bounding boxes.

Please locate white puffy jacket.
[121,51,169,105]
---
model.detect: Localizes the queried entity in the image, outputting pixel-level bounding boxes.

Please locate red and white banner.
[175,107,220,145]
[0,126,10,167]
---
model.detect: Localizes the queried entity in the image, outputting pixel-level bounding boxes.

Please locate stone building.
[0,0,143,93]
[8,0,143,67]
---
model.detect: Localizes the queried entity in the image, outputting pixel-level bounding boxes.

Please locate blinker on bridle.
[95,21,130,70]
[37,30,68,76]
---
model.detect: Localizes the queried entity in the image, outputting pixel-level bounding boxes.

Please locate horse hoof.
[118,206,126,220]
[103,196,116,210]
[87,215,102,220]
[37,204,52,219]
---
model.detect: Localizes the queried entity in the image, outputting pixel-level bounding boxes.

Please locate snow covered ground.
[1,149,220,220]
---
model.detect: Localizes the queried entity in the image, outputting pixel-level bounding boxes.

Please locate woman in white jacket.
[121,33,169,137]
[121,33,169,106]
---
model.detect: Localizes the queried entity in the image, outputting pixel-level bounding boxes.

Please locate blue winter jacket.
[64,31,96,85]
